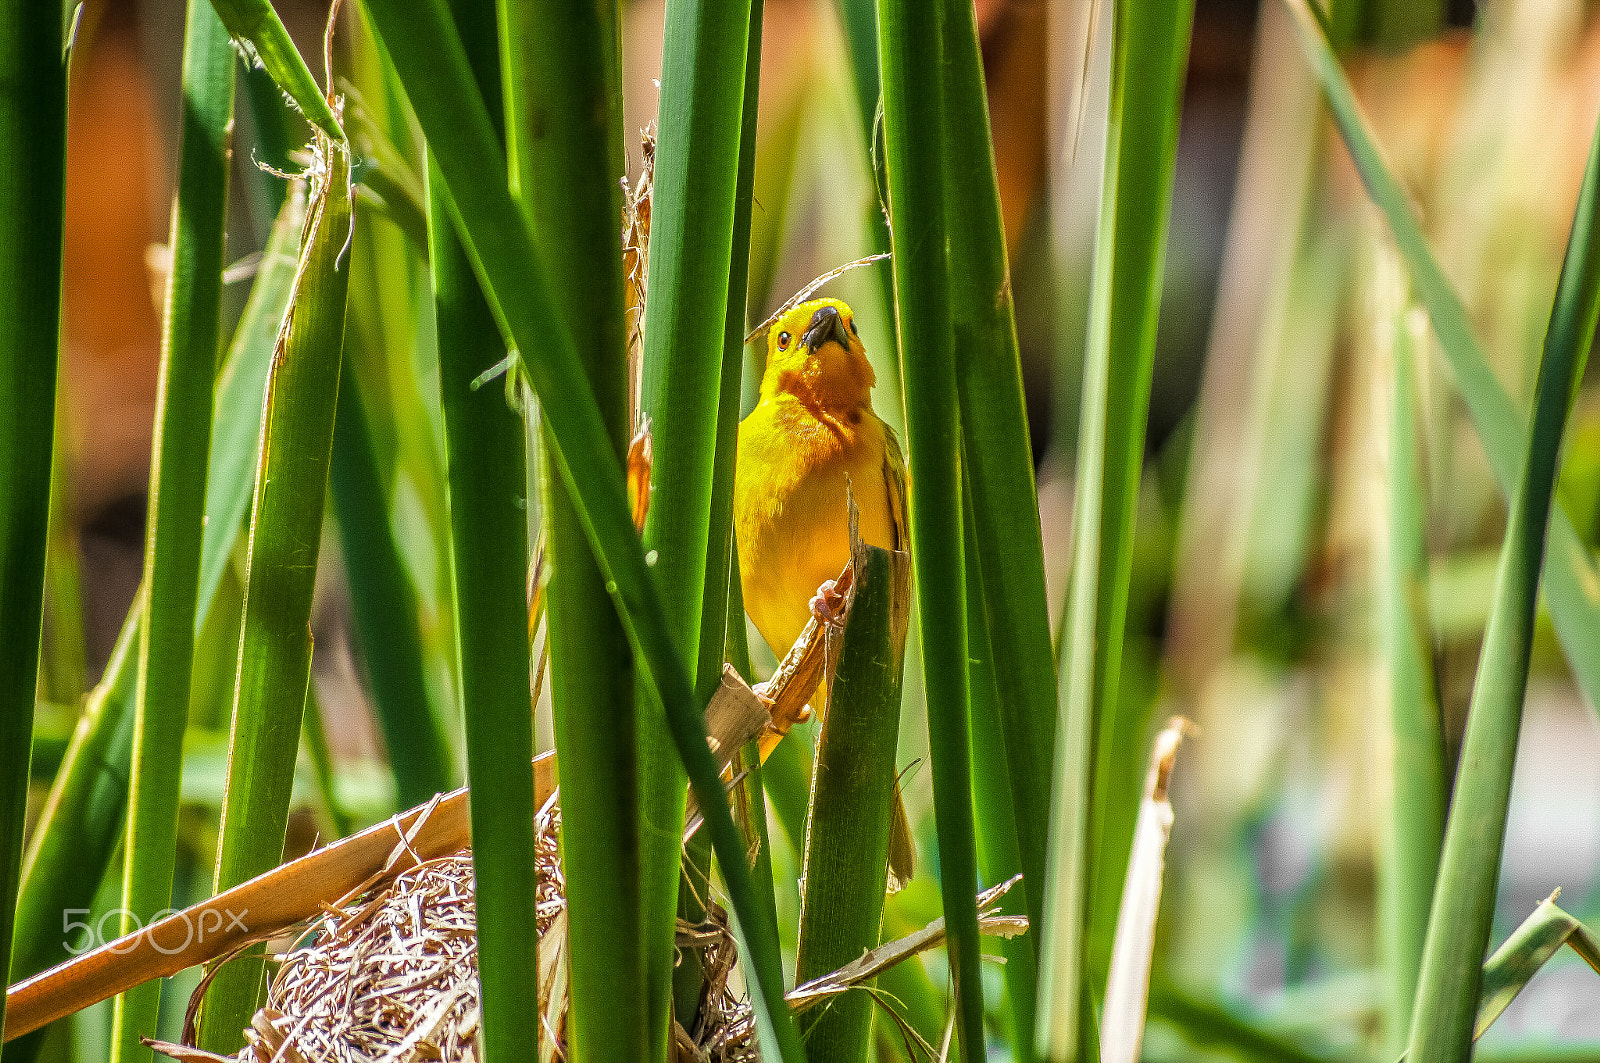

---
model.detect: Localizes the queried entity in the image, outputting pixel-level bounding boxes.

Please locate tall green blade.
[426,6,546,1058]
[691,0,763,717]
[205,0,342,142]
[1471,896,1600,1045]
[431,158,541,1063]
[1282,0,1600,716]
[681,0,767,1032]
[1406,76,1600,1063]
[874,1,985,1058]
[500,0,644,1056]
[0,0,68,1052]
[431,13,540,1062]
[330,356,455,809]
[352,4,802,1051]
[40,382,85,707]
[197,133,353,1054]
[965,496,1037,1063]
[794,545,909,1063]
[111,7,234,1058]
[197,187,308,622]
[937,0,1057,949]
[831,0,899,373]
[10,599,140,985]
[638,0,752,687]
[635,0,751,1046]
[1039,0,1195,1057]
[726,556,781,965]
[539,459,644,1062]
[1377,294,1445,1048]
[341,3,453,654]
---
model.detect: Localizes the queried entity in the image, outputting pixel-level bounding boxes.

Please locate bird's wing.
[881,420,909,552]
[879,420,916,889]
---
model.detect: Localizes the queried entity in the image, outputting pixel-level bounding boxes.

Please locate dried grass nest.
[210,802,756,1063]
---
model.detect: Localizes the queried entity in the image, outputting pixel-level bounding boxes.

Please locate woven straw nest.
[213,803,756,1063]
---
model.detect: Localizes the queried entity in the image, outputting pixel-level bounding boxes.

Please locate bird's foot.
[809,578,848,625]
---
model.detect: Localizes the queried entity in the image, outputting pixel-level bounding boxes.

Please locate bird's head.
[760,298,878,413]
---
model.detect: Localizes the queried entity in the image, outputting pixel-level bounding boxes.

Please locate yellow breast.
[734,395,901,661]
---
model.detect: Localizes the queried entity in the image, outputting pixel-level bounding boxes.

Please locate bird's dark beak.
[803,305,851,354]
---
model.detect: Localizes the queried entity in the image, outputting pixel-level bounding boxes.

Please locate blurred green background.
[26,0,1600,1057]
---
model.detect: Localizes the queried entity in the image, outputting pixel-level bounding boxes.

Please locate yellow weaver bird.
[734,297,915,887]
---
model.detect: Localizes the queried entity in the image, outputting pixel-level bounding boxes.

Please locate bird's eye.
[777,331,791,350]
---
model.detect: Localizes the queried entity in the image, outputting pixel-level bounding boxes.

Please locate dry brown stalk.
[785,874,1028,1015]
[753,558,854,767]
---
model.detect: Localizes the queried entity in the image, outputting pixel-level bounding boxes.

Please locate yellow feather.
[734,297,916,887]
[734,297,906,663]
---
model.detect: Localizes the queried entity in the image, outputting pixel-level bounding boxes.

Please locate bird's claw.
[809,579,848,625]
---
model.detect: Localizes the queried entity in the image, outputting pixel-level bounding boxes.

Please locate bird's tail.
[887,781,916,893]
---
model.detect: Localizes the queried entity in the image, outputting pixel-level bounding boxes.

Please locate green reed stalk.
[428,16,542,1061]
[635,0,752,1045]
[637,0,753,692]
[1406,79,1600,1063]
[430,4,548,1055]
[205,0,342,141]
[111,8,234,1059]
[0,2,68,1053]
[330,356,455,808]
[679,0,767,1031]
[795,545,909,1063]
[40,383,85,706]
[1043,0,1196,1056]
[499,0,645,1056]
[1039,0,1194,1057]
[431,156,543,1063]
[1380,301,1445,1047]
[938,0,1058,949]
[965,496,1037,1063]
[702,0,763,745]
[832,0,899,370]
[197,134,352,1054]
[874,1,985,1057]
